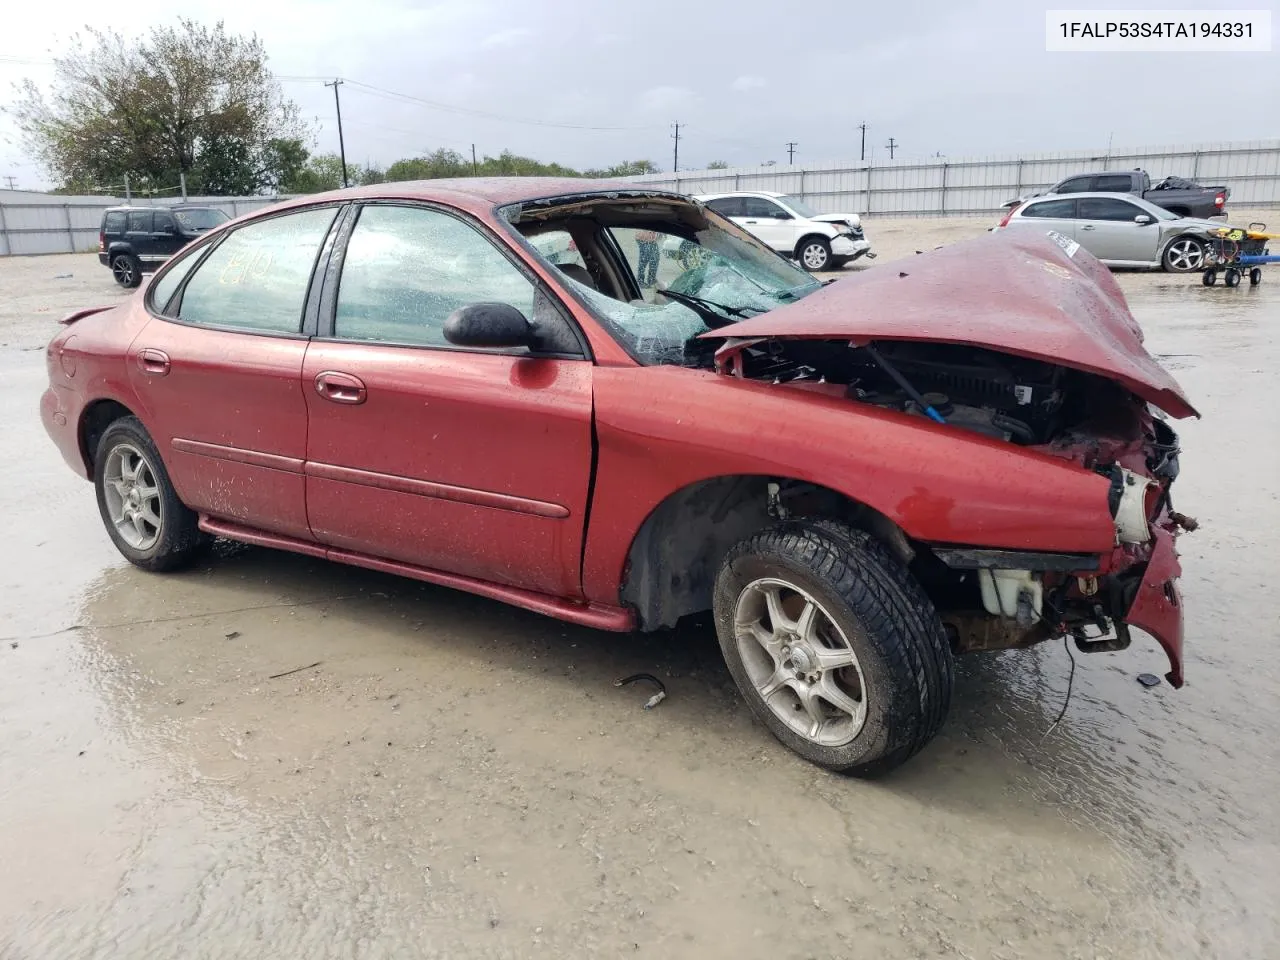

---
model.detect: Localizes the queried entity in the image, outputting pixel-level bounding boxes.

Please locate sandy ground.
[1,212,1278,960]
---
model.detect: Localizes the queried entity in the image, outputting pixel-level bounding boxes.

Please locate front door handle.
[1080,224,1096,231]
[136,348,171,376]
[314,370,367,405]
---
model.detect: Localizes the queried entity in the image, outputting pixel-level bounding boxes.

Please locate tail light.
[98,232,105,252]
[1214,192,1225,208]
[997,203,1022,228]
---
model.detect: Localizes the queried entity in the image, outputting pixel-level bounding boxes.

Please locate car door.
[1010,197,1078,239]
[125,210,154,261]
[150,210,186,260]
[1075,197,1159,262]
[301,202,594,598]
[740,197,798,252]
[127,204,343,541]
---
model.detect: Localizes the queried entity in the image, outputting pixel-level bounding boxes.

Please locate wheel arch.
[793,232,834,259]
[79,398,140,478]
[620,474,914,631]
[1161,232,1207,267]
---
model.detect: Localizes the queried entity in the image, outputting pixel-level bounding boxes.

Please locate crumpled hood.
[809,212,861,228]
[703,230,1198,419]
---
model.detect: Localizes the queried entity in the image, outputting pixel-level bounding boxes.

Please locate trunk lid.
[702,230,1198,419]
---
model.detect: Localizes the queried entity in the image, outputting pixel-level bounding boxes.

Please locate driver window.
[335,205,537,347]
[743,197,786,218]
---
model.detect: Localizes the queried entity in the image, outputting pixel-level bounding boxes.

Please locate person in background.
[636,229,660,287]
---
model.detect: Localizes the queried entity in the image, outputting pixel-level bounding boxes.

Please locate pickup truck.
[1006,170,1229,219]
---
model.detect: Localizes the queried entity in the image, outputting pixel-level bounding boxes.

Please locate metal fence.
[626,139,1280,217]
[0,193,285,256]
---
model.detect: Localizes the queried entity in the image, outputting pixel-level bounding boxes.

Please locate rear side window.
[127,211,151,232]
[148,246,203,315]
[1055,177,1092,193]
[706,197,745,217]
[177,207,338,334]
[153,211,177,233]
[1078,197,1143,221]
[1021,198,1077,219]
[1094,175,1134,192]
[103,212,126,234]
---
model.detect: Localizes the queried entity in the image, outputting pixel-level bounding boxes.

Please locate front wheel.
[713,520,953,775]
[1250,268,1263,286]
[797,237,832,272]
[94,416,205,571]
[1162,237,1205,273]
[1225,268,1240,288]
[1202,270,1217,286]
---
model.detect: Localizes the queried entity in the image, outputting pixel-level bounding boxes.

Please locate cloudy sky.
[2,0,1277,188]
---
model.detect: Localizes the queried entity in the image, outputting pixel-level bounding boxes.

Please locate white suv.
[695,191,873,271]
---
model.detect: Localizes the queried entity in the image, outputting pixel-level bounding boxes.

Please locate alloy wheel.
[1166,238,1205,272]
[801,243,830,270]
[733,577,867,746]
[112,257,135,285]
[102,442,163,550]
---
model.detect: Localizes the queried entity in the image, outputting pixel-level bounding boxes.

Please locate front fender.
[583,366,1114,605]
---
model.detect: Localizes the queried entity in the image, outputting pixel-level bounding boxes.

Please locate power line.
[858,123,868,162]
[671,122,681,173]
[785,141,797,164]
[886,137,898,160]
[3,175,17,190]
[324,79,349,188]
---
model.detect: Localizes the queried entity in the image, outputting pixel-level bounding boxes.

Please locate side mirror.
[1134,214,1152,224]
[443,302,534,349]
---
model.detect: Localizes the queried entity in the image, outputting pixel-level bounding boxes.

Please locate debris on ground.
[268,661,322,680]
[614,673,667,709]
[1137,673,1162,687]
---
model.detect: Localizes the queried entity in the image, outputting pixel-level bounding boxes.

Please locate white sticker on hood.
[1046,230,1080,257]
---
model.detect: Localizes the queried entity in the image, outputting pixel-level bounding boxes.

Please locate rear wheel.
[1225,268,1240,288]
[111,253,142,288]
[1162,237,1205,272]
[1202,270,1216,286]
[713,520,953,775]
[1250,268,1263,286]
[94,417,204,571]
[796,237,832,272]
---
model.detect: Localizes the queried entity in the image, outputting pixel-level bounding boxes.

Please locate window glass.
[127,211,152,232]
[174,208,230,231]
[706,197,745,217]
[103,211,126,234]
[1094,175,1134,193]
[335,205,537,347]
[1055,177,1092,193]
[148,246,203,314]
[1078,197,1143,221]
[178,207,337,333]
[776,195,819,217]
[1021,198,1077,219]
[153,211,177,233]
[743,197,787,218]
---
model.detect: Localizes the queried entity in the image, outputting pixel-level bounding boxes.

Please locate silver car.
[995,192,1218,272]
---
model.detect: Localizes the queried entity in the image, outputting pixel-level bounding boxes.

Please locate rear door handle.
[136,348,170,376]
[314,370,367,405]
[1080,224,1096,231]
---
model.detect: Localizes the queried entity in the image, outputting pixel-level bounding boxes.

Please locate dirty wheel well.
[80,400,136,477]
[621,476,915,631]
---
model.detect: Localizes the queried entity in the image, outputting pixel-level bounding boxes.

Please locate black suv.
[98,205,230,287]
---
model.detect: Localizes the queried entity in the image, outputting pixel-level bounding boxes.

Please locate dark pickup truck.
[1007,170,1229,219]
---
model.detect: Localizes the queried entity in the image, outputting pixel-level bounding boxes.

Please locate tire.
[1202,270,1216,286]
[1224,268,1240,288]
[1162,236,1205,273]
[796,237,832,272]
[111,253,142,288]
[1250,268,1262,286]
[93,416,204,571]
[712,519,953,776]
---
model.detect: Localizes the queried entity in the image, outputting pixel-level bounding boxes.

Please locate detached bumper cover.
[1123,523,1184,687]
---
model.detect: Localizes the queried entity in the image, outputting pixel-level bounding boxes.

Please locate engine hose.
[861,344,947,424]
[991,413,1035,443]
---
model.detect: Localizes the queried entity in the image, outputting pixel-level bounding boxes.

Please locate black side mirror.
[443,302,534,349]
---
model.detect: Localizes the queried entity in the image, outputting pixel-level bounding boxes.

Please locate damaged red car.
[40,180,1196,774]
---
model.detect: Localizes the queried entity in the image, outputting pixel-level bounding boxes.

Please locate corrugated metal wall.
[626,139,1280,217]
[0,194,284,256]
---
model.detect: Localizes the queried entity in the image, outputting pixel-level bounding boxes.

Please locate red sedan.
[41,179,1196,774]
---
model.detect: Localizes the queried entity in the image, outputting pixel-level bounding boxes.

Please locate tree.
[584,159,660,178]
[11,19,304,194]
[706,160,729,169]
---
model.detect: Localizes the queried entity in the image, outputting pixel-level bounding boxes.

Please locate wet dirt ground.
[2,216,1277,959]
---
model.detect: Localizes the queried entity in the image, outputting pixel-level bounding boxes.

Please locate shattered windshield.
[514,201,820,366]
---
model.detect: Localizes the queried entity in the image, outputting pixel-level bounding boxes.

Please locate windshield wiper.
[657,288,759,324]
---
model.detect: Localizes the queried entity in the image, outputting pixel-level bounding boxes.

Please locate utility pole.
[671,122,681,173]
[858,123,867,162]
[325,79,349,188]
[471,144,478,175]
[785,141,797,164]
[886,138,898,160]
[2,175,15,190]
